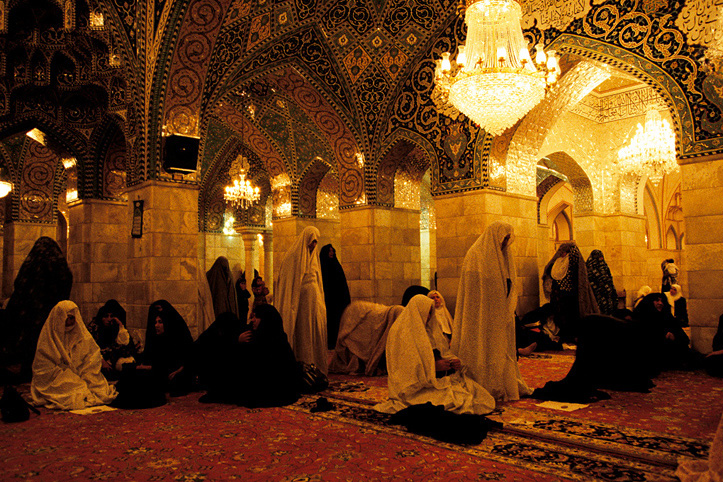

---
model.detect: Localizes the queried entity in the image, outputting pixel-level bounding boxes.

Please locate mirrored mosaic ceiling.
[0,0,717,228]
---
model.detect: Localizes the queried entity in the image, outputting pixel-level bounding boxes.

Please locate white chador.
[275,226,328,374]
[452,221,532,402]
[31,300,118,410]
[375,295,495,415]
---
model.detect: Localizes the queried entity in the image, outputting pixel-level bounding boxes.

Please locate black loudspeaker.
[163,134,199,173]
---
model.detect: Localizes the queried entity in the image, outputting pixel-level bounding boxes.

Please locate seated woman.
[87,299,138,380]
[665,284,689,328]
[196,305,300,407]
[138,300,194,396]
[329,301,404,376]
[374,295,495,415]
[634,292,692,374]
[427,291,453,342]
[30,300,117,410]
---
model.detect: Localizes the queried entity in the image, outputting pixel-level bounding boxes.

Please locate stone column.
[574,212,648,308]
[238,229,261,287]
[262,229,273,293]
[125,181,200,337]
[340,206,421,306]
[680,155,723,352]
[66,199,128,321]
[2,221,57,299]
[435,190,538,316]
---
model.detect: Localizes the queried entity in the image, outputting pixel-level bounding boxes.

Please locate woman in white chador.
[452,221,532,402]
[31,300,117,410]
[375,295,495,415]
[275,226,328,374]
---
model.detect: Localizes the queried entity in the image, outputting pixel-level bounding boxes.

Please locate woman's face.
[249,311,261,331]
[65,313,76,329]
[102,312,114,327]
[669,286,678,296]
[653,298,664,312]
[428,292,442,309]
[327,247,335,259]
[308,239,318,253]
[154,315,165,335]
[501,234,511,250]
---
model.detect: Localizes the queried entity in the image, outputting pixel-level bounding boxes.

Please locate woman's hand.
[435,359,452,371]
[449,357,462,370]
[168,367,183,381]
[238,331,252,343]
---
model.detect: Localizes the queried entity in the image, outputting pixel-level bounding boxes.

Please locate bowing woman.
[138,300,194,396]
[31,301,117,410]
[275,226,328,374]
[452,221,531,402]
[375,295,495,415]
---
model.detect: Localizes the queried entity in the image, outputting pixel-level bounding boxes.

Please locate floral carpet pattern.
[2,353,719,481]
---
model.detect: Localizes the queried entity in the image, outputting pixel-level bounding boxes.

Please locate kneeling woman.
[375,295,495,415]
[196,304,300,407]
[31,301,118,410]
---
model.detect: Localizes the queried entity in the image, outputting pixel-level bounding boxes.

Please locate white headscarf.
[274,226,325,350]
[428,290,453,337]
[452,221,532,402]
[374,295,495,415]
[31,300,117,410]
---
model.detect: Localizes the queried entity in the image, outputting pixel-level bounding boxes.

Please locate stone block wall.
[126,182,200,339]
[67,200,128,323]
[435,190,539,317]
[680,156,723,352]
[199,232,244,280]
[575,213,648,308]
[340,206,421,306]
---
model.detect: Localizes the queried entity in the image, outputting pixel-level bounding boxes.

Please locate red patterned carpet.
[2,352,720,481]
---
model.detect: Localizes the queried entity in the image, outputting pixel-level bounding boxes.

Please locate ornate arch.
[375,128,437,207]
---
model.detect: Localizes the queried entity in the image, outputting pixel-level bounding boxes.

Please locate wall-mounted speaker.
[163,134,199,173]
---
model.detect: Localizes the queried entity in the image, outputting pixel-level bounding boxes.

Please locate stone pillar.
[262,229,273,293]
[680,155,723,352]
[125,181,200,337]
[340,206,421,306]
[66,199,128,322]
[2,221,57,299]
[435,190,538,317]
[574,212,647,308]
[238,229,261,288]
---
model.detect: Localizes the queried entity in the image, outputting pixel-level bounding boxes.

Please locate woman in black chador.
[0,236,73,382]
[87,299,139,380]
[196,304,300,407]
[138,300,194,396]
[542,242,599,342]
[634,292,691,375]
[319,244,351,349]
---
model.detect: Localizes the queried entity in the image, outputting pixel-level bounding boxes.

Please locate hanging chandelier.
[434,0,560,136]
[224,155,260,209]
[617,108,678,186]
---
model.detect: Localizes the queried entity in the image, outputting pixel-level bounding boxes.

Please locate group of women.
[29,296,304,410]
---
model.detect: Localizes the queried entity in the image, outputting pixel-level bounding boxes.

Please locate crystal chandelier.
[617,108,678,186]
[224,155,260,209]
[433,0,560,136]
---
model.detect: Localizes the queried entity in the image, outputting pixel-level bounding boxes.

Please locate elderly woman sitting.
[30,300,117,410]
